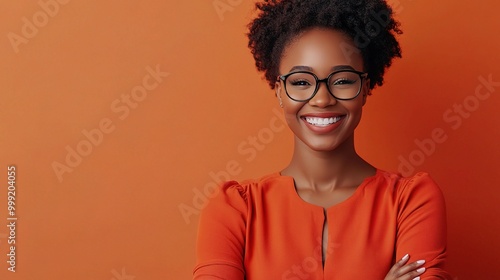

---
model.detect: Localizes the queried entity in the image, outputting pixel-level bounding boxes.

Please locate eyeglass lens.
[285,71,362,101]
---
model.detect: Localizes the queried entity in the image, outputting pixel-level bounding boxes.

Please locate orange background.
[0,1,499,279]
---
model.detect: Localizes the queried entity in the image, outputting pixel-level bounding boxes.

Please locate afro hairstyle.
[247,0,402,90]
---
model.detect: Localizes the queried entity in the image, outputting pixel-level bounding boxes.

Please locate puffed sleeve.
[193,181,248,280]
[396,172,453,279]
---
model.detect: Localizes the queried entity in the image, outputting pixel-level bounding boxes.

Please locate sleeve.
[193,181,248,280]
[396,172,453,280]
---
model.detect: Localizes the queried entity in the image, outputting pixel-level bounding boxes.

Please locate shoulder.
[374,170,446,217]
[374,169,443,195]
[207,172,284,208]
[367,170,446,211]
[394,171,444,201]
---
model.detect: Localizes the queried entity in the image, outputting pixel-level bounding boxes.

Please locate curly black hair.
[247,0,402,90]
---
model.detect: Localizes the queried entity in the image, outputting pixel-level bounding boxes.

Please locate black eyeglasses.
[277,70,368,102]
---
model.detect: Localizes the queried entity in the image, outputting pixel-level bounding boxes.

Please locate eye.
[290,79,312,86]
[287,72,315,88]
[331,78,356,86]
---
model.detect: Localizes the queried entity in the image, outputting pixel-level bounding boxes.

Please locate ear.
[275,81,282,96]
[275,81,284,108]
[362,79,371,106]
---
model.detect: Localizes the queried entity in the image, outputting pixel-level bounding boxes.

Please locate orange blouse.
[193,170,452,279]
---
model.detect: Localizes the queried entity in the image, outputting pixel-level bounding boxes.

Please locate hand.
[384,254,426,280]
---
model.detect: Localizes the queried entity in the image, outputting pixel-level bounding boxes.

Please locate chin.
[300,138,345,153]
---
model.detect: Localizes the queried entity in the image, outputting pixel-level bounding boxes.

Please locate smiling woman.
[193,0,452,279]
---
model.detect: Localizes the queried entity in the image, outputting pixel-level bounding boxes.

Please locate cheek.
[284,108,299,127]
[282,102,302,119]
[346,102,364,125]
[282,103,304,129]
[352,102,364,114]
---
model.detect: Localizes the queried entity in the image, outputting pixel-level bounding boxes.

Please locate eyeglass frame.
[276,70,369,102]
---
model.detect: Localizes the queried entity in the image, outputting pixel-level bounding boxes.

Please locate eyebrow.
[288,65,356,72]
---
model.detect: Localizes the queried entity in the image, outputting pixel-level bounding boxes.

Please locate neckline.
[276,169,381,211]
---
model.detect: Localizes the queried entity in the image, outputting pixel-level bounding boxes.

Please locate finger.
[399,254,410,265]
[397,260,425,276]
[409,266,426,279]
[387,254,410,275]
[397,254,410,266]
[395,260,425,280]
[401,266,426,280]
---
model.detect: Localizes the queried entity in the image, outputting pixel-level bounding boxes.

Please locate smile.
[304,116,344,127]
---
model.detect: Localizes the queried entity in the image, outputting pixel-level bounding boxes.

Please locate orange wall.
[0,1,499,279]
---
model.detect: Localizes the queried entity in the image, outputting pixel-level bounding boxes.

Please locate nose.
[308,81,337,107]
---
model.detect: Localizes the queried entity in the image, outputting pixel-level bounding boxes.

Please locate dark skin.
[276,27,426,280]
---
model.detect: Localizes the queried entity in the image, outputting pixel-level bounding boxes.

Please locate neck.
[282,135,373,190]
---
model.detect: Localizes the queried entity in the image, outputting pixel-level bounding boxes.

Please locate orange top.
[193,170,452,279]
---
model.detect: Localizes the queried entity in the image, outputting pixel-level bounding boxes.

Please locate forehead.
[280,28,364,73]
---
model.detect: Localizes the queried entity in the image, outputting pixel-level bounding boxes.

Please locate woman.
[194,0,451,279]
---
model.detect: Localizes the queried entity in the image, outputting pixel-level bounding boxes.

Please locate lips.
[300,113,346,133]
[304,116,343,126]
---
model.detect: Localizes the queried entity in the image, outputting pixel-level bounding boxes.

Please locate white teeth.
[305,116,342,126]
